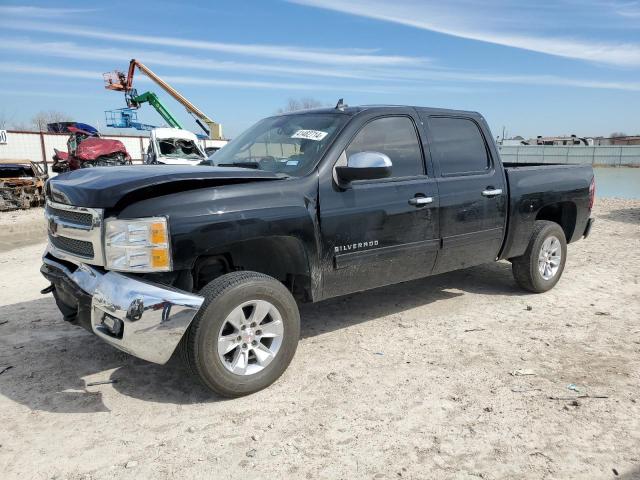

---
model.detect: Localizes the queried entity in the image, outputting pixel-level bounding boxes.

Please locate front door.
[319,113,439,299]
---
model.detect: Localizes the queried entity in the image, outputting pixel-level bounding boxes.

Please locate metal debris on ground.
[464,328,486,332]
[567,383,580,392]
[0,366,14,375]
[86,379,118,386]
[511,369,536,376]
[548,395,609,400]
[0,320,8,326]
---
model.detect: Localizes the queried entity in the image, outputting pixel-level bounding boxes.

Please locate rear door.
[319,112,439,299]
[422,115,507,274]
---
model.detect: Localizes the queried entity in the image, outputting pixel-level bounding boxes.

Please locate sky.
[0,0,638,139]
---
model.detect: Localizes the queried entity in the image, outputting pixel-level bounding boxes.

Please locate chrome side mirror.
[335,151,392,183]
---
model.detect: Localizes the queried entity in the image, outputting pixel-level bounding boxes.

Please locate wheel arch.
[192,235,315,301]
[535,201,577,243]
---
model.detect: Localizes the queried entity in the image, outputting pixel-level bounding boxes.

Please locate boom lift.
[104,106,167,132]
[104,59,223,140]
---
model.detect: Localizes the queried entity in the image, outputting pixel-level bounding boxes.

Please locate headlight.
[104,217,172,272]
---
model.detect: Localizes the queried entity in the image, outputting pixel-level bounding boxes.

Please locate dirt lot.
[0,207,46,252]
[0,199,638,480]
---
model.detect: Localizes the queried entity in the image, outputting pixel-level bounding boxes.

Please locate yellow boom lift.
[104,59,223,140]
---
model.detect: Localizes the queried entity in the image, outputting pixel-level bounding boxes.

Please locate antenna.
[335,98,346,111]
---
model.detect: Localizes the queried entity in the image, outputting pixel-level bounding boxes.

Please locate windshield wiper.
[216,162,260,170]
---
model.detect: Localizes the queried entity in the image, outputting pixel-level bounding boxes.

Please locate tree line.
[0,110,72,132]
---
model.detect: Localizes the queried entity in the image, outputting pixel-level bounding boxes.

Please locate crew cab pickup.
[41,105,595,397]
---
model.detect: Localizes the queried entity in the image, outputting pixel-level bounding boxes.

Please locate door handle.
[408,196,433,206]
[482,188,503,197]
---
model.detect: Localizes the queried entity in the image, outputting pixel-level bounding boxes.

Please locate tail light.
[588,177,595,210]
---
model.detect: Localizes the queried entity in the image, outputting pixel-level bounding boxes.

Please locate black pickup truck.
[41,105,595,397]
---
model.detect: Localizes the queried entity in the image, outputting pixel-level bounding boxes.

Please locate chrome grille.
[47,206,93,227]
[49,236,95,258]
[45,201,105,266]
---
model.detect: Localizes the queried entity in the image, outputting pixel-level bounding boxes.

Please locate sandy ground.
[0,198,638,480]
[0,207,46,252]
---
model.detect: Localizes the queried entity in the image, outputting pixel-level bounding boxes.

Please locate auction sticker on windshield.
[291,130,328,141]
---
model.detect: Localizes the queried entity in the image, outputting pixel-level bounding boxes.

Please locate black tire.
[180,271,300,397]
[512,220,567,293]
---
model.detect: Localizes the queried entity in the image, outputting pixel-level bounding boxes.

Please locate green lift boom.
[128,91,183,129]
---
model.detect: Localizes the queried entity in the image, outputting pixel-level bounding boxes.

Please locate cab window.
[428,117,490,176]
[346,116,423,178]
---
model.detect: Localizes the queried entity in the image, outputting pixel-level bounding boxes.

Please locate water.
[594,167,640,199]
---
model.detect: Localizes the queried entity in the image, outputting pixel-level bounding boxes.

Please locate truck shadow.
[602,206,640,225]
[300,260,523,338]
[0,262,523,411]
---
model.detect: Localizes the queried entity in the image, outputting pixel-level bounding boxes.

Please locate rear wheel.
[512,220,567,293]
[181,271,300,397]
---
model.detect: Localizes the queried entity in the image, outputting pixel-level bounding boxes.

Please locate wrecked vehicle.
[144,128,208,166]
[0,159,48,211]
[50,123,131,173]
[41,104,595,397]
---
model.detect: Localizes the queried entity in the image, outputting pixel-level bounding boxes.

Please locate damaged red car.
[49,123,132,172]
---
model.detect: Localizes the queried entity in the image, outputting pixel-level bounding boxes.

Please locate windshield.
[158,138,205,160]
[206,113,347,176]
[0,166,35,178]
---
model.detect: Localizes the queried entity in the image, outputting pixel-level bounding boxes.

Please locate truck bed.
[499,162,594,260]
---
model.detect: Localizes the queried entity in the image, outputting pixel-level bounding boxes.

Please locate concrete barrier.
[499,145,640,167]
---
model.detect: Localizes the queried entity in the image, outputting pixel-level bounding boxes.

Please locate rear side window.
[346,116,423,178]
[428,117,490,176]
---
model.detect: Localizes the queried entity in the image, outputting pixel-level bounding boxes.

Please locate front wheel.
[181,271,300,397]
[511,220,567,293]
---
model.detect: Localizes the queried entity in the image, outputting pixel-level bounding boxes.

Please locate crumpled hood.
[47,165,282,208]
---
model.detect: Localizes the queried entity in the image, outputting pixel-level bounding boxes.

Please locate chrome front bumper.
[41,252,204,364]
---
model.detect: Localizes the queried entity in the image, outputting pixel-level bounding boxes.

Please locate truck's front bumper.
[41,252,204,364]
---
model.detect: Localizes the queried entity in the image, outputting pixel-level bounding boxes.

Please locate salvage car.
[0,159,47,211]
[50,123,131,172]
[144,128,208,166]
[40,104,595,397]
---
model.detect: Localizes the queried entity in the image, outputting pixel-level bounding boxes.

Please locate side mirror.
[335,151,392,183]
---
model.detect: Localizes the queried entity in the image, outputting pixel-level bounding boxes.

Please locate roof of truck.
[278,104,482,118]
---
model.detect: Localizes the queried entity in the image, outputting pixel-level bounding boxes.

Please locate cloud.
[288,0,640,67]
[0,63,102,80]
[4,39,640,93]
[613,0,640,17]
[0,6,94,17]
[433,71,640,92]
[0,20,428,67]
[0,38,373,80]
[0,62,396,94]
[0,89,92,99]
